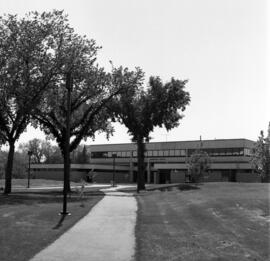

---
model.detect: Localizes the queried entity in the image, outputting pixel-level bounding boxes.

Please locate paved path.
[31,187,137,261]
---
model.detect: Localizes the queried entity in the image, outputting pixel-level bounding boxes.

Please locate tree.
[251,123,270,182]
[40,141,62,163]
[0,11,69,193]
[36,141,64,164]
[110,75,190,191]
[75,145,89,164]
[18,138,59,163]
[188,149,211,183]
[0,149,28,179]
[18,138,44,163]
[32,34,143,192]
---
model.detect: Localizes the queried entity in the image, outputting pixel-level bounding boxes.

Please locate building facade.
[31,138,260,183]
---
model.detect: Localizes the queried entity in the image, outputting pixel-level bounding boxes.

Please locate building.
[31,138,260,183]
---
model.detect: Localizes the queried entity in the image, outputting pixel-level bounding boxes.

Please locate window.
[121,151,126,157]
[108,152,112,158]
[153,150,158,157]
[206,149,213,156]
[111,152,117,157]
[117,151,121,157]
[133,151,137,157]
[91,151,108,158]
[158,150,163,157]
[213,149,219,156]
[218,149,226,156]
[175,150,181,156]
[126,151,131,157]
[169,150,175,156]
[180,150,186,156]
[226,149,231,155]
[226,149,233,156]
[163,150,169,156]
[148,150,153,157]
[187,149,195,156]
[244,148,251,156]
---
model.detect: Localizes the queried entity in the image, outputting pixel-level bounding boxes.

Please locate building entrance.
[159,170,171,184]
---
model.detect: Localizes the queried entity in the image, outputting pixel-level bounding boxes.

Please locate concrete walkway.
[31,186,137,261]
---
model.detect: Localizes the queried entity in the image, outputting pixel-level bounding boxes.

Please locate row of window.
[90,148,251,158]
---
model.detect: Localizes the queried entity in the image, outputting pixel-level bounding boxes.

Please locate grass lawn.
[0,189,104,261]
[0,178,81,188]
[135,182,270,261]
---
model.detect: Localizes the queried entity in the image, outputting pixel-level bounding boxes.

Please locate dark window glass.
[91,151,108,158]
[213,149,219,156]
[233,149,239,155]
[187,149,195,156]
[226,148,233,156]
[218,149,226,156]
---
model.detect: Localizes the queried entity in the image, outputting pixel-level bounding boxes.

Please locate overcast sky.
[1,0,269,145]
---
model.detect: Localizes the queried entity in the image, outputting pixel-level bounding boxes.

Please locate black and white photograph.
[0,0,269,260]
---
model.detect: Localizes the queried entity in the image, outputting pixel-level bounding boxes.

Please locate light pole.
[61,72,72,216]
[27,151,33,188]
[112,153,117,187]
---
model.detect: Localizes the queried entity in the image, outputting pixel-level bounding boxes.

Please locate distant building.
[31,138,260,183]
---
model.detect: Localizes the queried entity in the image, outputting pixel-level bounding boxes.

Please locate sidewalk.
[30,186,137,261]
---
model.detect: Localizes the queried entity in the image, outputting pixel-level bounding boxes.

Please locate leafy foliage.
[0,10,69,145]
[110,74,190,190]
[251,123,270,182]
[0,10,72,193]
[73,145,89,164]
[111,75,190,143]
[188,149,211,183]
[18,138,63,164]
[32,42,135,155]
[19,138,45,163]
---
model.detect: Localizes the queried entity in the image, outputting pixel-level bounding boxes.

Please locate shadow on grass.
[0,191,104,205]
[148,184,200,192]
[53,214,68,230]
[0,193,61,205]
[118,183,200,193]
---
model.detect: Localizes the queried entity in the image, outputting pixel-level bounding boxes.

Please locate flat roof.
[88,138,254,147]
[88,138,255,151]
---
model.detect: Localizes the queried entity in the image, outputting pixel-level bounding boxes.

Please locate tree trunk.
[4,140,15,194]
[63,149,71,193]
[137,138,146,192]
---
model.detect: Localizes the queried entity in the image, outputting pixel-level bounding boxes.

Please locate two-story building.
[31,138,260,183]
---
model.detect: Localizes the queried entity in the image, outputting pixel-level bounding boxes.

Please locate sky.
[0,0,269,146]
